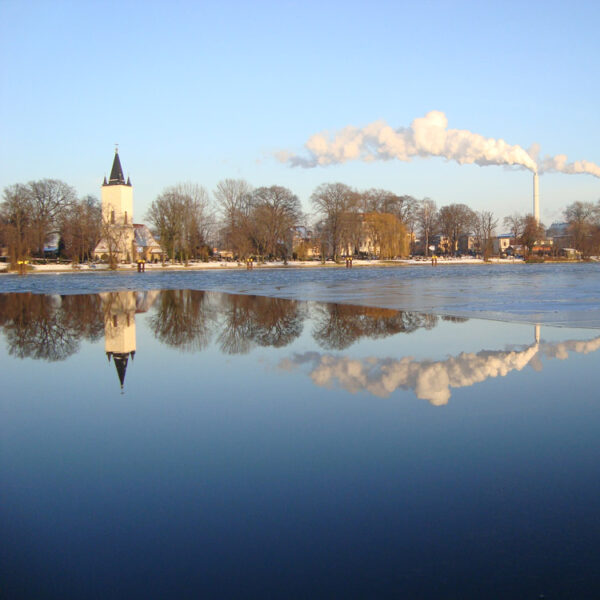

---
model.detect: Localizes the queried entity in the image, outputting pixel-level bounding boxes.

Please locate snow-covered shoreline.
[0,256,530,274]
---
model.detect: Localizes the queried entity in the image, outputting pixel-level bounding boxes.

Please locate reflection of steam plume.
[283,345,539,406]
[540,337,600,359]
[281,334,600,406]
[279,111,600,179]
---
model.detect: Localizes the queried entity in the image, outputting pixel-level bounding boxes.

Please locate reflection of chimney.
[534,324,541,344]
[533,172,540,224]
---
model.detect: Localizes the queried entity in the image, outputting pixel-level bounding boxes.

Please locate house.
[290,226,320,259]
[134,224,164,262]
[546,222,570,251]
[493,234,512,255]
[559,247,582,259]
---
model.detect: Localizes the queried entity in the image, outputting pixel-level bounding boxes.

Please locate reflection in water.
[149,290,213,352]
[0,292,103,361]
[283,329,600,406]
[312,303,437,350]
[2,291,600,400]
[101,291,158,388]
[282,344,539,406]
[217,294,305,355]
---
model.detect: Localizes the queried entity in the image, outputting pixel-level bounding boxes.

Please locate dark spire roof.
[105,149,131,186]
[112,352,130,388]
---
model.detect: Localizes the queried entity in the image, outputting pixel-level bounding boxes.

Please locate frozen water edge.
[1,263,600,328]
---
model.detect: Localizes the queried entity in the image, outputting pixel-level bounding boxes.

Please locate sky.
[1,0,599,228]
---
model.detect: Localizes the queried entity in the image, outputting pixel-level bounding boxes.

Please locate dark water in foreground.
[2,290,600,598]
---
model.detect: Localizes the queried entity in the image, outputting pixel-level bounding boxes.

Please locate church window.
[124,211,128,224]
[111,210,115,224]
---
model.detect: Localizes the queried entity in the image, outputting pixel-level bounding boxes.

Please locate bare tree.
[214,179,253,258]
[251,186,302,260]
[437,203,476,255]
[474,210,498,259]
[146,183,212,263]
[503,213,525,244]
[28,179,77,256]
[99,218,132,269]
[564,201,598,256]
[311,183,355,261]
[520,215,546,255]
[60,195,102,262]
[1,184,33,268]
[417,198,438,256]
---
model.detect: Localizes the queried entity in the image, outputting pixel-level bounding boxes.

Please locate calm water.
[2,262,600,326]
[1,288,600,598]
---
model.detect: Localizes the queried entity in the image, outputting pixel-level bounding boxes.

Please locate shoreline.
[0,256,553,275]
[1,255,593,275]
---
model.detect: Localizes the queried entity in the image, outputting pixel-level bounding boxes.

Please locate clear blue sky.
[1,0,598,227]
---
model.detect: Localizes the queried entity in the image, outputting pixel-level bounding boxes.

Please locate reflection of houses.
[102,291,158,389]
[94,149,163,263]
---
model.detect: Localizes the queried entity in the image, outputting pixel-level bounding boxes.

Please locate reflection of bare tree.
[149,290,213,351]
[248,296,304,348]
[217,294,304,355]
[312,303,438,350]
[61,294,104,342]
[217,294,255,355]
[0,293,103,361]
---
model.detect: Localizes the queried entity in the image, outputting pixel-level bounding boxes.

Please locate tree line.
[2,177,600,266]
[0,180,101,264]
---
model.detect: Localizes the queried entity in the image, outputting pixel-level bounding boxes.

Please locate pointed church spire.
[103,175,108,185]
[127,175,131,186]
[108,147,126,185]
[112,353,130,389]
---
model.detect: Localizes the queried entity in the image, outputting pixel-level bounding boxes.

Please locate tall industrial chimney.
[533,172,540,224]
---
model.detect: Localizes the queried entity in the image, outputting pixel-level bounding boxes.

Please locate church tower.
[102,292,137,390]
[98,148,135,262]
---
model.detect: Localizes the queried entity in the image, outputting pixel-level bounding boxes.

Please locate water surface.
[2,290,600,598]
[2,262,600,326]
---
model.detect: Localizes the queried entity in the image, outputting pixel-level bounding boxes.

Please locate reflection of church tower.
[103,292,137,390]
[97,148,135,262]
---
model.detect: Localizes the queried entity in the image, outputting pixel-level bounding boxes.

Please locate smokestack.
[533,172,540,224]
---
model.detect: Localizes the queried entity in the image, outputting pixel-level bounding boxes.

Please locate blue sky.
[1,0,598,227]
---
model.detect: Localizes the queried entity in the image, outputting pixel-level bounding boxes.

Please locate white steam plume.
[279,111,538,172]
[279,111,600,179]
[538,154,600,178]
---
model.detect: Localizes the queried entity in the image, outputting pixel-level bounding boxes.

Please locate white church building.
[94,149,163,263]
